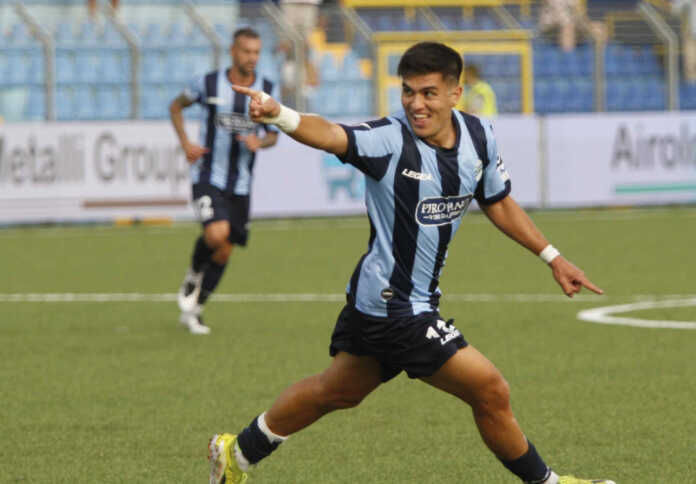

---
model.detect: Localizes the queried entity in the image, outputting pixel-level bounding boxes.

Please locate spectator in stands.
[277,0,322,109]
[457,64,498,117]
[87,0,119,18]
[673,0,696,81]
[538,0,606,52]
[280,0,322,45]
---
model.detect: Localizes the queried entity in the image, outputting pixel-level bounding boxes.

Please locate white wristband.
[539,244,560,264]
[259,92,301,133]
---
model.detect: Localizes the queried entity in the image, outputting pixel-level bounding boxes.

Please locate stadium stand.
[0,0,691,121]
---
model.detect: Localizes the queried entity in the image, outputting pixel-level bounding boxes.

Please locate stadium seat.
[25,87,45,120]
[319,54,340,82]
[102,25,126,47]
[4,49,31,84]
[75,53,100,83]
[141,85,168,119]
[8,22,32,45]
[56,86,77,120]
[141,51,167,82]
[75,86,97,120]
[54,22,75,44]
[341,51,364,81]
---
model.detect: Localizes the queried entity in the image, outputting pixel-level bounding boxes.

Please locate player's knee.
[213,242,233,263]
[316,386,367,411]
[473,373,511,415]
[204,224,230,249]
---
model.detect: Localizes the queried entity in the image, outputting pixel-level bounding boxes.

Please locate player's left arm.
[481,196,603,298]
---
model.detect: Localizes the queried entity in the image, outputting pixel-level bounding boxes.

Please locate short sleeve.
[337,118,399,181]
[182,75,205,104]
[474,120,511,205]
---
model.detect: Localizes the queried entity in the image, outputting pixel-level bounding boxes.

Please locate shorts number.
[195,195,214,222]
[425,319,461,346]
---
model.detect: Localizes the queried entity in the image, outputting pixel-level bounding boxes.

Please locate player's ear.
[450,84,463,106]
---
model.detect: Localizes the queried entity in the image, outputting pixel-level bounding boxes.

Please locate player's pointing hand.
[232,85,280,123]
[549,256,604,298]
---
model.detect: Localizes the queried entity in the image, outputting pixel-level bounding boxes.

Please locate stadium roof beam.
[100,0,141,119]
[492,5,522,30]
[419,7,446,31]
[12,2,55,121]
[183,2,223,71]
[638,1,679,110]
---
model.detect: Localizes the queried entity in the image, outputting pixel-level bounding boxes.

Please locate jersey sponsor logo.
[215,112,257,133]
[401,168,433,181]
[415,194,473,226]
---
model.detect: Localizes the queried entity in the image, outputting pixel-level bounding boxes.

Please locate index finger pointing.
[231,85,260,100]
[580,276,604,295]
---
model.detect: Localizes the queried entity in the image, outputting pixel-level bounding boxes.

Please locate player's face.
[231,36,261,77]
[401,73,462,146]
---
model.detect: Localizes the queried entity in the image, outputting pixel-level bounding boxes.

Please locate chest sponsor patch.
[415,194,473,226]
[215,112,257,133]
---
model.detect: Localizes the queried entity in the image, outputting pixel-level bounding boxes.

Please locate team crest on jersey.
[215,112,257,133]
[415,194,473,226]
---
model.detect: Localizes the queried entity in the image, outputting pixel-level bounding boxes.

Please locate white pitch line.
[0,292,694,304]
[577,298,696,329]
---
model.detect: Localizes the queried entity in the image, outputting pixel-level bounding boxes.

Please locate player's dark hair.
[233,27,260,43]
[464,63,480,79]
[397,42,463,83]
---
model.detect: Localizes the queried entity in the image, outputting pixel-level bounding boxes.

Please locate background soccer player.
[169,28,279,334]
[208,42,614,484]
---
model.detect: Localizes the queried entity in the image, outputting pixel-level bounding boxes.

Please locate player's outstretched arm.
[481,195,603,298]
[232,85,348,156]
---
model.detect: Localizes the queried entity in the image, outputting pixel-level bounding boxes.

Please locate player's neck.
[228,67,255,86]
[425,124,456,150]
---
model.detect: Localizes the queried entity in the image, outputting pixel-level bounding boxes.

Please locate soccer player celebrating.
[170,28,279,334]
[208,42,613,484]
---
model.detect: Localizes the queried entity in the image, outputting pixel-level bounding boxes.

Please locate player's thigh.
[420,345,506,406]
[319,352,383,403]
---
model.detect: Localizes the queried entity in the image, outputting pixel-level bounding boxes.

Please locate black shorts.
[329,304,468,382]
[192,183,250,246]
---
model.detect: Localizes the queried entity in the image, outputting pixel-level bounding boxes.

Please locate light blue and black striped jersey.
[182,69,280,195]
[339,110,511,319]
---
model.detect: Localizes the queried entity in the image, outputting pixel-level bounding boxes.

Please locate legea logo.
[415,194,473,226]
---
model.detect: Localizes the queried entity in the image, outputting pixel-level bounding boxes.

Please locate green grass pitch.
[1,207,695,483]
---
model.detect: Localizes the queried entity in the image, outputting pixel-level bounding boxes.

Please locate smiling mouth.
[411,113,429,127]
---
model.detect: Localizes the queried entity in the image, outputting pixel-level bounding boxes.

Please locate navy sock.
[198,260,226,305]
[236,416,283,465]
[500,441,550,483]
[191,236,213,273]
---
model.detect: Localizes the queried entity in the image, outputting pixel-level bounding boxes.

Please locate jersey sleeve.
[182,75,206,104]
[337,118,398,181]
[474,120,511,205]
